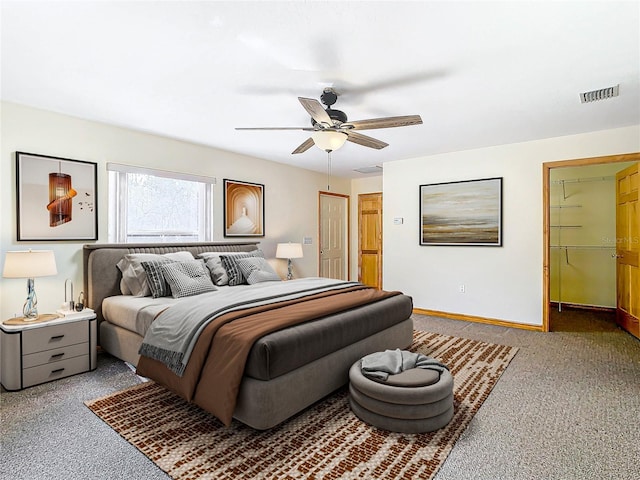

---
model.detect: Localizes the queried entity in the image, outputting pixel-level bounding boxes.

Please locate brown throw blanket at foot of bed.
[136,286,401,426]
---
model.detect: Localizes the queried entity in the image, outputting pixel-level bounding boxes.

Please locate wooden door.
[615,162,639,339]
[319,192,349,280]
[358,193,382,289]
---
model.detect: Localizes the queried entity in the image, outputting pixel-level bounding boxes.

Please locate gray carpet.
[1,313,639,480]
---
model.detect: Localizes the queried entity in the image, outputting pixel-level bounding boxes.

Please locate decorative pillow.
[116,252,194,296]
[220,251,265,286]
[161,260,216,298]
[198,251,253,286]
[236,257,281,284]
[141,260,176,298]
[119,278,132,295]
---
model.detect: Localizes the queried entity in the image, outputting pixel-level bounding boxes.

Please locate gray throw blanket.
[139,277,360,376]
[360,348,449,381]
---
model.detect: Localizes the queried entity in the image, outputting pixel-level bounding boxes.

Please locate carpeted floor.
[1,314,639,480]
[84,331,517,480]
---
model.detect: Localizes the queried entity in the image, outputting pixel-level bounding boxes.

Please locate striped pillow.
[141,259,175,298]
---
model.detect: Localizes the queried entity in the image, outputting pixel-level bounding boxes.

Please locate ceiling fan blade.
[292,137,315,154]
[343,115,423,131]
[235,127,315,131]
[346,131,389,150]
[298,97,333,126]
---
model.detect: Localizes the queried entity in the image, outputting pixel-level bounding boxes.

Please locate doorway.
[543,153,639,333]
[319,191,349,280]
[358,192,383,289]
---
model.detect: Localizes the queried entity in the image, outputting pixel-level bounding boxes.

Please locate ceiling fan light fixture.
[312,130,348,152]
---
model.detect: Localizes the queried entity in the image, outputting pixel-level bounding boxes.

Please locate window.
[108,163,214,243]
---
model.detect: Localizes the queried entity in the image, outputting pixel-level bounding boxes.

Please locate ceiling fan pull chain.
[327,151,332,191]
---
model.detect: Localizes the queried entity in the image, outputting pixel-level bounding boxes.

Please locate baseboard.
[413,308,543,332]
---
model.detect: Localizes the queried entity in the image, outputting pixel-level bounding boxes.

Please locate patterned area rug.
[85,331,518,480]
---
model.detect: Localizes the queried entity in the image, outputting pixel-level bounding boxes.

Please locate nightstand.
[0,310,97,391]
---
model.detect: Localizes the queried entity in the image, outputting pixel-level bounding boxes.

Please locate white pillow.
[116,251,194,296]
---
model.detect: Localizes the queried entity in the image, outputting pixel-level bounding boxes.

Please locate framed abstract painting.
[16,152,98,241]
[223,179,264,237]
[420,177,502,246]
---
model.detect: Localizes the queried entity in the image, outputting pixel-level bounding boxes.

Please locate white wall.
[383,126,640,326]
[0,102,350,320]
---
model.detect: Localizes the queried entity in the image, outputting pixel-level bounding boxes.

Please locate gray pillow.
[161,260,216,298]
[116,252,194,296]
[220,251,264,286]
[236,257,281,284]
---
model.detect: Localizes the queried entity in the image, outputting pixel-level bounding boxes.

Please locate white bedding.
[101,284,240,336]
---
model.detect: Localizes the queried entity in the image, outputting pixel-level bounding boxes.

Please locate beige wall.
[0,102,350,319]
[383,126,640,327]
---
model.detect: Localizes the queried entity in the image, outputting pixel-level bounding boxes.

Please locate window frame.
[107,163,215,243]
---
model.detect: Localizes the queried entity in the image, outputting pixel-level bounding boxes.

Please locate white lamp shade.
[312,131,348,152]
[276,243,304,259]
[3,250,58,278]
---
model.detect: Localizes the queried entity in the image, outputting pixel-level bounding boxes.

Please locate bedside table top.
[1,309,96,332]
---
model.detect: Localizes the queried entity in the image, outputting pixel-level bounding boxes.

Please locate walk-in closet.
[549,161,637,332]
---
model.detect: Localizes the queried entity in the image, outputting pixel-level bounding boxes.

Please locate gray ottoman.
[348,359,454,433]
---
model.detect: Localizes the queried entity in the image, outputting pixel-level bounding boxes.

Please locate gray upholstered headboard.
[83,242,259,324]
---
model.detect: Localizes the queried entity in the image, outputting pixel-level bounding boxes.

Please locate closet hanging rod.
[550,175,614,185]
[550,245,616,249]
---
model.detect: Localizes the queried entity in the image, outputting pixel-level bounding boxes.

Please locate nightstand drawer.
[22,321,88,354]
[22,342,89,369]
[22,355,90,388]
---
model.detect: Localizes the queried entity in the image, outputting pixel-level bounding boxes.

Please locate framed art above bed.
[420,177,502,246]
[223,179,264,237]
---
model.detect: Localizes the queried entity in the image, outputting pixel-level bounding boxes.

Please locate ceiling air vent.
[580,84,619,103]
[354,165,383,174]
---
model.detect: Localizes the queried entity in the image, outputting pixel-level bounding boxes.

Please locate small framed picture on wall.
[223,179,265,237]
[16,151,98,241]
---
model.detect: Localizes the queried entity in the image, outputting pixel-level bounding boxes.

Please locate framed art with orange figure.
[16,152,98,241]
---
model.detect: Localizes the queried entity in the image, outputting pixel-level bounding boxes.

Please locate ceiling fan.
[235,88,423,154]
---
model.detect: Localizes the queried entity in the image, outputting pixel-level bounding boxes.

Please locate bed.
[83,242,413,429]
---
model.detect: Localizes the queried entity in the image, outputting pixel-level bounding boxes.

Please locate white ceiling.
[2,1,639,178]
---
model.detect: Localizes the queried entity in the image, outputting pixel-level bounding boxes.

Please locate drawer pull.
[50,335,65,341]
[51,368,65,374]
[50,353,65,359]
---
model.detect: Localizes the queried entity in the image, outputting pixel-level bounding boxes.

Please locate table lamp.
[276,243,303,280]
[3,250,58,320]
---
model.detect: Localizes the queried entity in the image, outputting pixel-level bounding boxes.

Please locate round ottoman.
[348,359,454,434]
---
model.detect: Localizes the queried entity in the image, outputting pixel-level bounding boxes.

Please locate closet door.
[615,163,639,339]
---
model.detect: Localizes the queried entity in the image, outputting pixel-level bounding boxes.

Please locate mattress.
[102,287,413,382]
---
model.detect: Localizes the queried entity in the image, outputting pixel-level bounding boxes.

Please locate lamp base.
[286,259,293,281]
[23,278,39,320]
